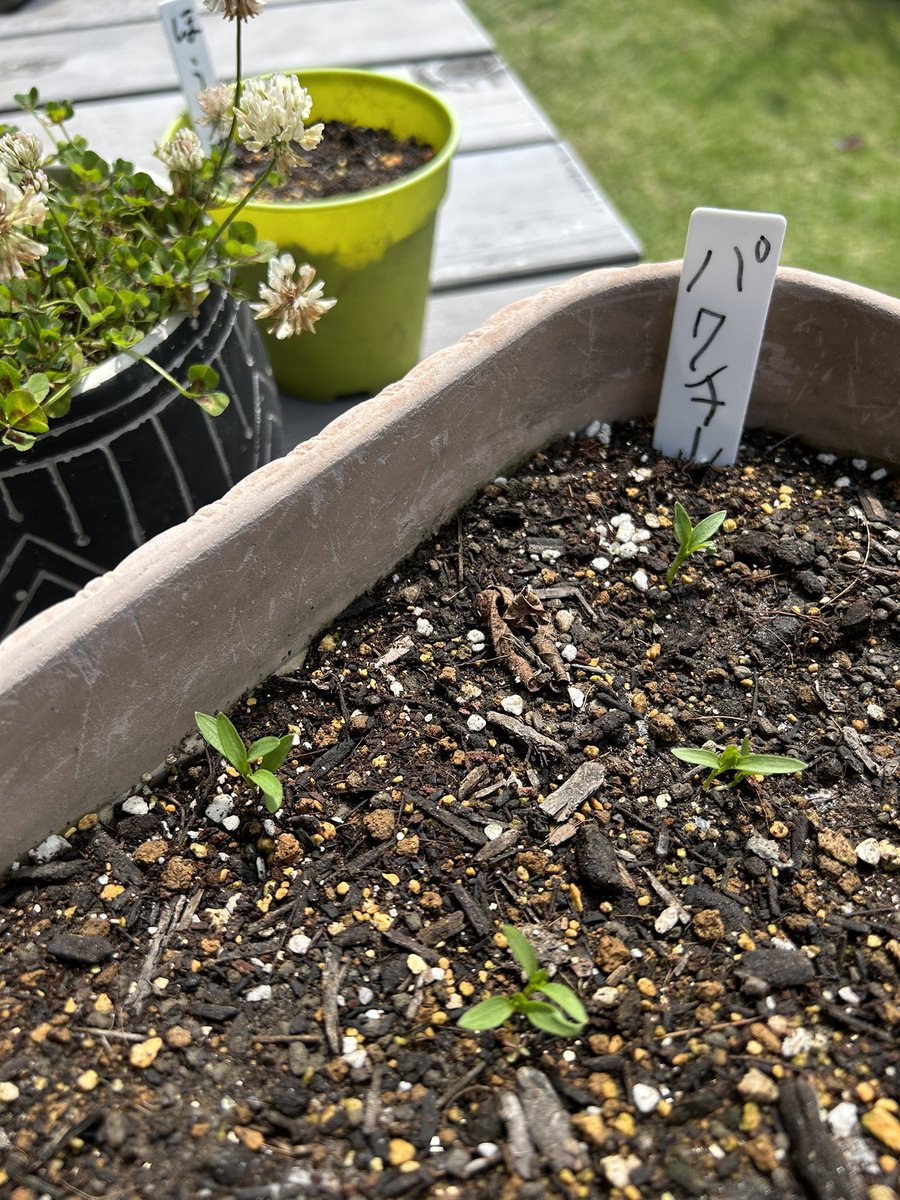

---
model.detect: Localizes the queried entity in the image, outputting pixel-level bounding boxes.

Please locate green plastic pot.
[214,69,459,400]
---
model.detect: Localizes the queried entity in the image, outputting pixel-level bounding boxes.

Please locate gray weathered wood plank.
[0,54,552,161]
[0,0,403,38]
[434,142,641,288]
[1,0,491,106]
[420,270,583,359]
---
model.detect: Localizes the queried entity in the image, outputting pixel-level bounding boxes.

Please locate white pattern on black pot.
[0,289,282,637]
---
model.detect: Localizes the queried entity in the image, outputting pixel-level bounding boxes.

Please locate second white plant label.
[653,206,786,466]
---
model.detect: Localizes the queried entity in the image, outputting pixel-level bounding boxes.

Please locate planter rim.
[1,260,898,870]
[202,67,461,214]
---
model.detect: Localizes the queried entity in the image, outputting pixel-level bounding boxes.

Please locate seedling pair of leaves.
[458,925,588,1038]
[666,500,728,584]
[672,735,808,790]
[195,710,292,812]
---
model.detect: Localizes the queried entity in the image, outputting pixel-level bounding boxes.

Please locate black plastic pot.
[0,289,282,637]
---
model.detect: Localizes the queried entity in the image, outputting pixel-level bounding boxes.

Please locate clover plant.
[672,735,808,790]
[0,0,334,449]
[666,501,727,584]
[195,710,293,812]
[458,924,588,1038]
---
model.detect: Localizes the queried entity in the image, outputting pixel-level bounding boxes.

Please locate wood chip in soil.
[1,420,898,1200]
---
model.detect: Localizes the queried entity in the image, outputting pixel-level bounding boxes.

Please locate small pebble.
[500,695,524,716]
[121,796,150,816]
[0,1081,20,1103]
[568,686,586,709]
[466,714,486,732]
[245,984,272,1003]
[781,1027,814,1058]
[205,794,234,824]
[601,1152,640,1188]
[31,834,71,863]
[561,643,578,662]
[631,568,649,592]
[416,617,434,637]
[288,933,311,955]
[856,838,882,866]
[827,1101,859,1139]
[737,1067,779,1104]
[632,1082,661,1113]
[222,815,240,832]
[130,1036,163,1070]
[484,822,505,841]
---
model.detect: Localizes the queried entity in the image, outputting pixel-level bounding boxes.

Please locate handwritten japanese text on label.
[158,0,217,145]
[653,207,786,467]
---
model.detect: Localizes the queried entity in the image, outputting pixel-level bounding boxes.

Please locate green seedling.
[458,924,588,1038]
[666,500,728,584]
[195,710,293,813]
[672,735,808,790]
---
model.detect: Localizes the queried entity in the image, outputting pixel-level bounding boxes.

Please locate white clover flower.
[0,131,44,176]
[202,0,265,19]
[0,132,48,195]
[0,177,48,282]
[251,254,336,339]
[155,128,205,174]
[235,74,323,173]
[197,82,236,142]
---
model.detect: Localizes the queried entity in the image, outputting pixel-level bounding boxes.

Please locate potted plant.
[0,0,337,637]
[179,57,459,400]
[211,66,459,401]
[0,260,897,868]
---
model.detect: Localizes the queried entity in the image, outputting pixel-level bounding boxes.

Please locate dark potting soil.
[0,421,898,1200]
[229,120,435,203]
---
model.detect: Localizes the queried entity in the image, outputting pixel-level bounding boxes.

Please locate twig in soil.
[436,1060,488,1109]
[530,583,598,623]
[515,1066,587,1174]
[126,892,197,1015]
[382,927,440,963]
[87,827,144,887]
[405,972,426,1020]
[363,1063,382,1134]
[251,1033,322,1045]
[414,792,487,845]
[487,710,568,755]
[321,946,344,1055]
[539,761,606,821]
[71,1026,148,1041]
[658,1015,761,1040]
[779,1077,864,1200]
[817,998,897,1044]
[566,666,639,715]
[448,880,492,937]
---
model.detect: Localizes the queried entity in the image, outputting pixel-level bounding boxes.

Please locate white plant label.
[653,206,786,466]
[158,0,217,148]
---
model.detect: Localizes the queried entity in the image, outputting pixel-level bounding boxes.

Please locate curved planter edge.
[1,262,898,868]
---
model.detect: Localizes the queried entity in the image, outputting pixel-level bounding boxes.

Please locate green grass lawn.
[466,0,900,297]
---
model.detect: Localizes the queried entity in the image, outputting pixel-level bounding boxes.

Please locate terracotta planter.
[0,289,282,638]
[0,264,897,869]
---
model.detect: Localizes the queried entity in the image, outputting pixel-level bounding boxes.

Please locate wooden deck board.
[0,0,491,105]
[434,142,641,287]
[0,0,353,37]
[0,54,553,161]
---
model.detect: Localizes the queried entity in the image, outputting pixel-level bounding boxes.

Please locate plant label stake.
[159,0,216,149]
[653,207,786,466]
